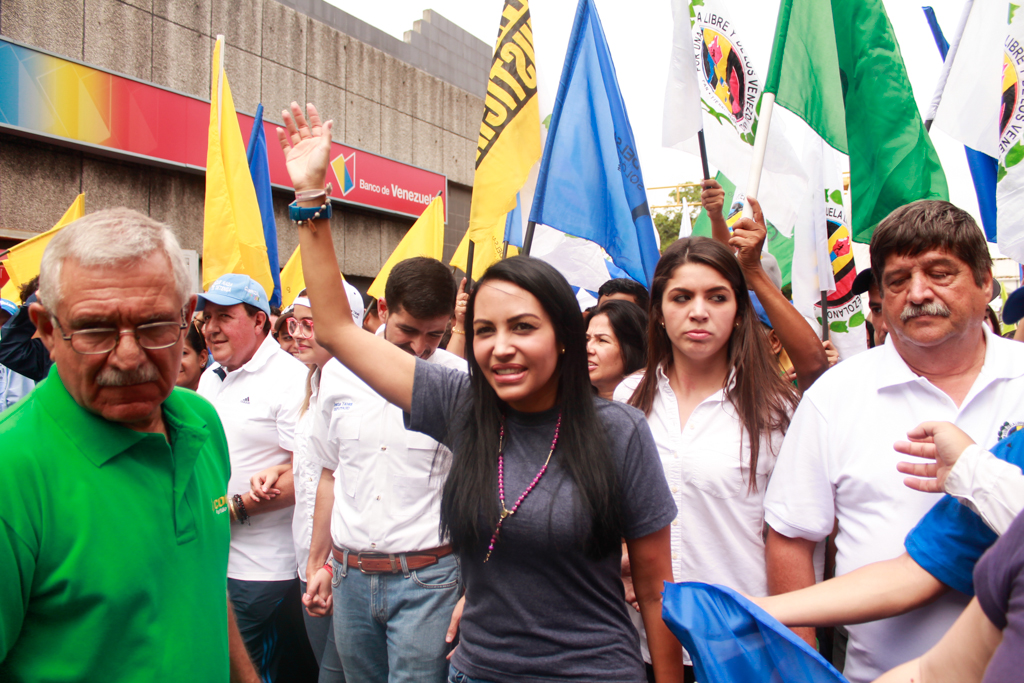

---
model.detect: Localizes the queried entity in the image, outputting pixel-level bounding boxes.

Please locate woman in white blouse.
[616,205,814,681]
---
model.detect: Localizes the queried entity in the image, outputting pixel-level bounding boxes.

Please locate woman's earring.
[660,321,666,328]
[559,347,566,354]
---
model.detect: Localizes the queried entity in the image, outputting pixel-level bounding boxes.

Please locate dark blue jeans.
[447,664,496,683]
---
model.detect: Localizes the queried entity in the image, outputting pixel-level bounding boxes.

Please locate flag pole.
[922,0,974,131]
[465,240,475,286]
[741,94,776,218]
[697,129,711,180]
[502,241,509,259]
[820,292,830,341]
[522,220,536,255]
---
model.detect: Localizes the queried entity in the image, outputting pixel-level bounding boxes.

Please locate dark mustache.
[96,365,161,386]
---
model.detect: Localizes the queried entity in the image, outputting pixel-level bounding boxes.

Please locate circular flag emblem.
[1000,38,1024,153]
[690,7,760,136]
[700,29,746,124]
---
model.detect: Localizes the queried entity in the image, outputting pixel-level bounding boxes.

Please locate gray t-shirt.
[407,360,677,682]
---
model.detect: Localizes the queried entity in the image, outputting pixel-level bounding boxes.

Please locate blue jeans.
[328,551,461,683]
[299,579,345,682]
[447,664,495,683]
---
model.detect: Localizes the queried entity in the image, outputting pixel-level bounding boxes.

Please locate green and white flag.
[999,3,1024,262]
[663,0,806,234]
[764,0,948,242]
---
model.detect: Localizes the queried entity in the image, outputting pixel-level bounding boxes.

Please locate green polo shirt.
[0,366,232,682]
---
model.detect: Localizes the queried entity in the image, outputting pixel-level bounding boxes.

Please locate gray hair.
[38,208,191,311]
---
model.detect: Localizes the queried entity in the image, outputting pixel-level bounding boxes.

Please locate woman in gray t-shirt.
[282,102,681,682]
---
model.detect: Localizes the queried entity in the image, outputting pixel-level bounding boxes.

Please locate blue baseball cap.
[1004,286,1024,325]
[197,274,271,316]
[1,298,17,316]
[748,290,773,329]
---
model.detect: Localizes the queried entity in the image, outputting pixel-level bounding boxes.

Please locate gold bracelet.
[451,327,465,335]
[227,497,239,523]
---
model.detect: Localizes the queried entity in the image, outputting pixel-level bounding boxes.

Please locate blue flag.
[504,193,523,249]
[528,0,660,287]
[922,6,998,241]
[662,583,848,683]
[246,104,282,307]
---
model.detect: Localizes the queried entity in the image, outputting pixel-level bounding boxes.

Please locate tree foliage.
[653,183,703,252]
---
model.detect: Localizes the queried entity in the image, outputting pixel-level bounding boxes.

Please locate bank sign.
[0,38,447,220]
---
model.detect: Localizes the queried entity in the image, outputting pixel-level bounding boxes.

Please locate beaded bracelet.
[451,327,465,335]
[232,493,250,526]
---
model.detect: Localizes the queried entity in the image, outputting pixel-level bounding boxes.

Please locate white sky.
[323,0,981,224]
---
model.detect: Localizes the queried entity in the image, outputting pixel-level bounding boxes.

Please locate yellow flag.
[468,0,541,243]
[202,36,273,296]
[1,194,85,303]
[279,245,305,307]
[450,220,518,276]
[367,196,445,300]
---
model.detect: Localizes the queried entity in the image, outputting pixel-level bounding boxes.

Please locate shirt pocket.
[329,417,361,497]
[684,448,745,499]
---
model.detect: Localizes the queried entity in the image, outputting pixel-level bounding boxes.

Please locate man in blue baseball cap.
[196,274,308,683]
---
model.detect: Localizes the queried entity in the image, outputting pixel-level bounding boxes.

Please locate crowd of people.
[2,98,1024,683]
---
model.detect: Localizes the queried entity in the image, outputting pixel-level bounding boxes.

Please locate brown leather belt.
[332,545,453,574]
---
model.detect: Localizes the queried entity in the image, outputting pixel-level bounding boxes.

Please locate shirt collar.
[876,325,1024,390]
[236,334,280,375]
[33,365,206,468]
[655,361,733,405]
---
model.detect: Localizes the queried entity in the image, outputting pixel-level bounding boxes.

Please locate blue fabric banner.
[246,103,282,307]
[922,6,998,241]
[662,582,848,683]
[504,192,523,248]
[527,0,660,287]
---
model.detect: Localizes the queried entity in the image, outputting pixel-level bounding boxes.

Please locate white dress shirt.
[311,328,467,554]
[764,326,1024,683]
[946,443,1024,536]
[615,364,788,665]
[198,334,307,580]
[292,365,322,582]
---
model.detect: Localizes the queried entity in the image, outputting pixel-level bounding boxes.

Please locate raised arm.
[730,197,828,390]
[755,551,947,627]
[277,102,415,412]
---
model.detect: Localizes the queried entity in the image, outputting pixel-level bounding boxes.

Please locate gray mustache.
[899,301,951,323]
[96,365,161,387]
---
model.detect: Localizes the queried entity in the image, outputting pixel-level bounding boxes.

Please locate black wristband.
[232,493,250,525]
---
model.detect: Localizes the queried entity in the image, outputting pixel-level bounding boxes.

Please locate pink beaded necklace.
[484,414,562,562]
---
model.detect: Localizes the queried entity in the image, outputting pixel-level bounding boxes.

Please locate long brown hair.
[629,237,798,489]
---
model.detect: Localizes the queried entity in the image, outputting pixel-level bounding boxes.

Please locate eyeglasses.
[287,317,314,339]
[52,309,189,355]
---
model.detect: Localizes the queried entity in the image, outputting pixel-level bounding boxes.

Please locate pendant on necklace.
[500,509,510,519]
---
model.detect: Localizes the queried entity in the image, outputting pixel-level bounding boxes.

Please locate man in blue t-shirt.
[755,421,1024,626]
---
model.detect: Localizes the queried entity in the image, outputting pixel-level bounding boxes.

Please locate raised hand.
[276,102,333,194]
[701,178,726,219]
[894,421,976,493]
[729,195,767,274]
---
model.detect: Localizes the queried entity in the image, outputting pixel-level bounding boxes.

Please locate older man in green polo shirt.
[0,208,258,682]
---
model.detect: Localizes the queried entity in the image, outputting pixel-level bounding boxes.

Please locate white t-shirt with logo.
[198,335,307,581]
[764,327,1024,683]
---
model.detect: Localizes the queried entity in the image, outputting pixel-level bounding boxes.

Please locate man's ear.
[185,295,198,321]
[28,302,57,352]
[377,298,389,324]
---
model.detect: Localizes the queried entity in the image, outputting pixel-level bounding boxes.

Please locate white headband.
[291,296,311,309]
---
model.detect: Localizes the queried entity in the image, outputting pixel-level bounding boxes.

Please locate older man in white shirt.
[304,257,465,683]
[764,200,1024,683]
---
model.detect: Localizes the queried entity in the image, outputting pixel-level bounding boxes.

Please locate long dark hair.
[629,237,797,489]
[589,299,648,377]
[441,256,624,560]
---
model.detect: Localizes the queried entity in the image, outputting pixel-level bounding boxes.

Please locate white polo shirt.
[198,334,307,581]
[764,326,1024,683]
[310,328,467,554]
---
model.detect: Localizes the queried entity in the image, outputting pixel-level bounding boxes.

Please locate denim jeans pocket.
[331,556,342,588]
[411,556,459,590]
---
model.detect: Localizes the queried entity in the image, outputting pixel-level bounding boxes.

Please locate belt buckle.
[356,552,374,574]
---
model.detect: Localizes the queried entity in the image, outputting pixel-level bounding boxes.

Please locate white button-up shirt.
[764,326,1024,683]
[198,334,307,580]
[312,329,467,554]
[292,365,322,582]
[616,364,786,666]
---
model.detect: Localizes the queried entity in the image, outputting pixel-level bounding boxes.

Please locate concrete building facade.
[0,0,490,291]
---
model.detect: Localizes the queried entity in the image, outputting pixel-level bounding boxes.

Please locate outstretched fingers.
[893,439,938,461]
